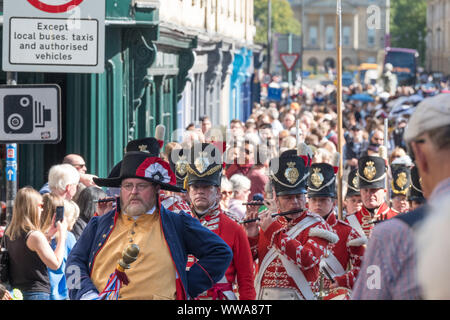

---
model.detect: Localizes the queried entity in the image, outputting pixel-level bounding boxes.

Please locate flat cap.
[404,93,450,143]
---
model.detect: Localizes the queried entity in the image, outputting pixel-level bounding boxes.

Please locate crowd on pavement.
[1,67,450,301]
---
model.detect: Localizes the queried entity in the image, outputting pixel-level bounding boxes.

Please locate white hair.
[229,174,251,193]
[48,164,80,193]
[221,177,232,192]
[416,199,450,299]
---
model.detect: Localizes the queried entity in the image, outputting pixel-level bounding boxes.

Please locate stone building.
[426,0,450,75]
[289,0,387,72]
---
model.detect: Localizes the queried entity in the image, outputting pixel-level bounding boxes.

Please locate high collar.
[361,202,390,220]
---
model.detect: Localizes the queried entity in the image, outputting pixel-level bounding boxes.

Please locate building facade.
[426,0,450,75]
[160,0,258,133]
[0,0,257,193]
[289,0,387,72]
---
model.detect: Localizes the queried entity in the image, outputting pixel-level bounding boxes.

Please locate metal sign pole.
[5,72,18,224]
[336,0,344,220]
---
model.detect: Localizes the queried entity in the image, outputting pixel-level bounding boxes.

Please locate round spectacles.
[121,183,152,192]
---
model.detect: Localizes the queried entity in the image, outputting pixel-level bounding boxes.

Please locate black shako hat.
[186,143,223,187]
[307,163,337,198]
[408,165,425,202]
[168,148,189,189]
[93,151,182,192]
[106,137,164,179]
[346,168,360,198]
[357,155,387,189]
[390,164,411,197]
[269,149,309,196]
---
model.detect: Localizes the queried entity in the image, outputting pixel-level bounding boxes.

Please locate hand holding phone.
[54,206,64,227]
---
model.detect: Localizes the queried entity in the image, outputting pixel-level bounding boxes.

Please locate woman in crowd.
[41,194,78,300]
[73,186,111,240]
[3,187,67,300]
[227,174,252,222]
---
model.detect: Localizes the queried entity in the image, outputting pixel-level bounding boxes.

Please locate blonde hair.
[5,187,42,241]
[63,200,80,231]
[41,193,65,232]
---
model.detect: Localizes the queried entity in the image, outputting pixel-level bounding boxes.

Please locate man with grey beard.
[66,149,232,300]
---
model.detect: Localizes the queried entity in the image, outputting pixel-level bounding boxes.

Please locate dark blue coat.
[65,203,232,300]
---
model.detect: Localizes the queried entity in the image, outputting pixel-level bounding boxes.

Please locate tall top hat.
[93,151,182,192]
[307,163,337,198]
[269,149,309,196]
[168,148,189,189]
[346,168,360,198]
[185,143,223,187]
[408,165,425,202]
[390,164,411,197]
[357,155,387,189]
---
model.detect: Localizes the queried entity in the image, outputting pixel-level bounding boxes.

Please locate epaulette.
[347,237,367,247]
[308,225,339,244]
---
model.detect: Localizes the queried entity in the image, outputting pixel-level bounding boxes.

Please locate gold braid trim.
[357,172,386,183]
[187,164,222,178]
[391,180,409,195]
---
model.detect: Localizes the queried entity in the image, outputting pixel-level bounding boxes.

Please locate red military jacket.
[196,207,256,300]
[345,202,395,238]
[248,211,338,298]
[324,212,366,289]
[159,192,194,217]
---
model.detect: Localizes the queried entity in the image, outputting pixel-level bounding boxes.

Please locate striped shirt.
[352,177,450,299]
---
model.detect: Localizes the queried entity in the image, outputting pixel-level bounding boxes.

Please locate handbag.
[0,236,10,285]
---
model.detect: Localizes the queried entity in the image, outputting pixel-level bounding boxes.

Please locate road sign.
[2,0,105,73]
[280,53,300,72]
[5,144,17,182]
[27,0,85,13]
[0,84,61,143]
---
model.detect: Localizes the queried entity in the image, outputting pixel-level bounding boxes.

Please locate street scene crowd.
[1,67,450,301]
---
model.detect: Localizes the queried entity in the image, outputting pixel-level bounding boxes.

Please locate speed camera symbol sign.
[0,85,62,144]
[27,0,84,13]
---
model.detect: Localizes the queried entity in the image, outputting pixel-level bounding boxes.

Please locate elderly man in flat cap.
[352,93,450,300]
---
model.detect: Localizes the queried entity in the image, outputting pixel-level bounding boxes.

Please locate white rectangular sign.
[2,0,105,73]
[0,85,61,143]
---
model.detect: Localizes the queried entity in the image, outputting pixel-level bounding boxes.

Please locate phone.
[54,206,64,227]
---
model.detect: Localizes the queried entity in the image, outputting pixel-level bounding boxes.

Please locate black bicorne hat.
[346,168,360,198]
[269,149,309,196]
[93,151,182,192]
[357,155,387,189]
[186,143,223,187]
[307,163,336,198]
[168,148,189,189]
[408,165,425,202]
[390,164,411,197]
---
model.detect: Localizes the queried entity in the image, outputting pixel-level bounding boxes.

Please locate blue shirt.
[48,232,77,300]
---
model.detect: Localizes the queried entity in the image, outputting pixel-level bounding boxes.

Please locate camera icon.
[4,95,51,134]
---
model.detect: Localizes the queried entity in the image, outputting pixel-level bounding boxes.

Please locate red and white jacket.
[322,212,366,289]
[248,211,339,299]
[159,192,194,217]
[193,206,256,300]
[345,202,395,239]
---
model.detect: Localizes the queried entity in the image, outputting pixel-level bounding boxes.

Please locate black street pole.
[267,0,272,75]
[5,72,18,225]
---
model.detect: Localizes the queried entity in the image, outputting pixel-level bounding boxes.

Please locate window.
[367,29,376,47]
[343,26,351,46]
[309,26,318,47]
[325,26,334,49]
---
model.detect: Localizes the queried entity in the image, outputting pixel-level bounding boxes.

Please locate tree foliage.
[254,0,301,44]
[390,0,427,66]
